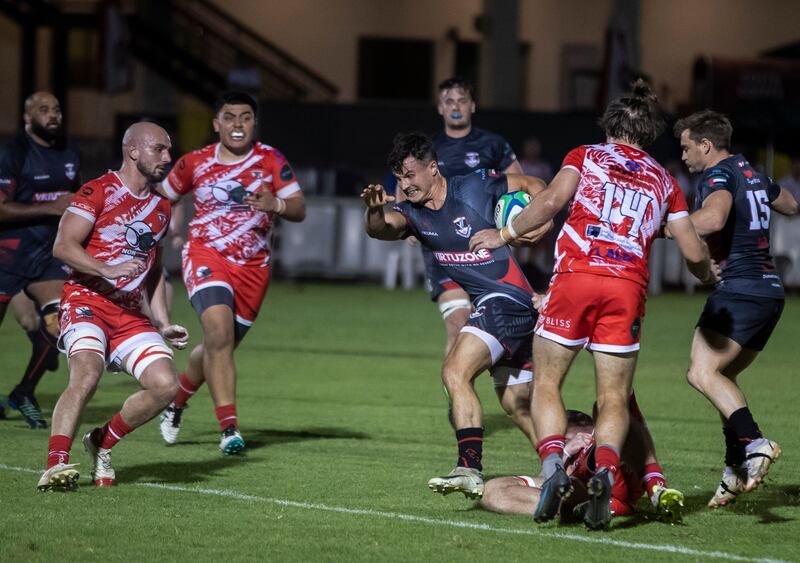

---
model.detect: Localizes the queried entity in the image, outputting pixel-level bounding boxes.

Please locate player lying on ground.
[363,132,550,499]
[38,122,188,492]
[481,399,684,526]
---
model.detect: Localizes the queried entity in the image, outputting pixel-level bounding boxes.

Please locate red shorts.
[58,287,172,380]
[535,272,646,353]
[182,241,270,327]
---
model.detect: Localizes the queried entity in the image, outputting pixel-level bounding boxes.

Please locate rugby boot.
[584,468,613,530]
[651,485,684,523]
[743,438,781,492]
[37,463,80,492]
[708,465,745,508]
[533,466,572,522]
[427,466,484,499]
[220,424,245,456]
[7,389,47,429]
[159,403,185,445]
[0,400,6,420]
[83,428,116,486]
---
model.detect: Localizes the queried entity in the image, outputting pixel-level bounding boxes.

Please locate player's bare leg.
[583,350,637,530]
[481,476,543,515]
[50,352,104,439]
[438,289,471,355]
[495,381,536,444]
[83,358,178,487]
[8,280,62,428]
[428,332,493,499]
[531,335,580,522]
[688,328,778,501]
[39,352,104,491]
[197,303,243,454]
[160,342,205,444]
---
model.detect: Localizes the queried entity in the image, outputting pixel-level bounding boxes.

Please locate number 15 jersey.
[555,143,688,287]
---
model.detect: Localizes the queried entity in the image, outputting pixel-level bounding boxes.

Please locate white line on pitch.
[2,464,788,563]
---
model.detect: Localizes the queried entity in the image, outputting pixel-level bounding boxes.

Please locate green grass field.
[0,283,798,562]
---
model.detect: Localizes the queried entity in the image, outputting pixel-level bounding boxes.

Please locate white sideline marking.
[2,464,787,563]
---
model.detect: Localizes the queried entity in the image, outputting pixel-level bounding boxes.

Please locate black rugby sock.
[722,424,746,467]
[13,325,59,397]
[728,407,762,444]
[455,427,484,471]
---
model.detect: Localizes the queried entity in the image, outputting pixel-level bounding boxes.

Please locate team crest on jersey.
[453,216,472,238]
[464,152,480,168]
[196,265,213,280]
[123,221,156,257]
[75,306,93,319]
[157,213,168,226]
[211,179,250,211]
[64,162,76,180]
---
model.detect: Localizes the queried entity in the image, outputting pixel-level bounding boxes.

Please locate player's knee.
[18,310,40,332]
[685,362,708,391]
[440,363,467,390]
[43,310,60,339]
[203,322,235,351]
[145,369,179,405]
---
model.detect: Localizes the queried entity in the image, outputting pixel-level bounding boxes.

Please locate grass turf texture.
[1,283,798,562]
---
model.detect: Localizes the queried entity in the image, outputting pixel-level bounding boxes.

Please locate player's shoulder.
[702,157,738,186]
[254,142,290,163]
[453,168,503,192]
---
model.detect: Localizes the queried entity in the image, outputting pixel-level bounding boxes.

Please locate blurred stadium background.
[2,0,800,292]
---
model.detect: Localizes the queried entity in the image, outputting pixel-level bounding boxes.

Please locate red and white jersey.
[65,171,171,311]
[555,143,689,287]
[162,142,301,267]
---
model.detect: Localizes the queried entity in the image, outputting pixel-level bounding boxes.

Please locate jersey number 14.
[599,182,653,237]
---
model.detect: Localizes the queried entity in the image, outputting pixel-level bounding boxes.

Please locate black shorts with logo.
[696,289,784,351]
[462,294,535,369]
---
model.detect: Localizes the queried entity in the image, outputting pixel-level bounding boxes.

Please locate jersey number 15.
[745,189,770,230]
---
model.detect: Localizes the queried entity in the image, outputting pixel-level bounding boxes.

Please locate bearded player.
[38,122,188,491]
[157,92,306,454]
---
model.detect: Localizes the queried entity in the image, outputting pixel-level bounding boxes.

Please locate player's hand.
[170,233,185,252]
[663,223,674,239]
[49,193,73,216]
[244,191,279,213]
[702,259,722,284]
[469,228,505,252]
[102,259,146,280]
[405,235,419,246]
[161,324,189,350]
[563,432,593,459]
[360,184,395,210]
[531,292,545,310]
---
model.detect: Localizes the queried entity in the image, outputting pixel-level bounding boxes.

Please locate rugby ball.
[494,191,532,229]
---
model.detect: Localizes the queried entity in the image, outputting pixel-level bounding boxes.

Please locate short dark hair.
[599,79,665,147]
[566,409,594,429]
[213,91,258,118]
[673,109,732,151]
[437,76,475,99]
[387,132,437,174]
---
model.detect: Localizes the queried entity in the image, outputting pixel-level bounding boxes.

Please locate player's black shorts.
[696,290,784,352]
[462,294,534,369]
[422,247,462,301]
[0,254,68,304]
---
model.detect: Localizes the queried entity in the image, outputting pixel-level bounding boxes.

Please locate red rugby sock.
[100,413,133,449]
[215,404,238,432]
[47,435,73,468]
[174,372,201,408]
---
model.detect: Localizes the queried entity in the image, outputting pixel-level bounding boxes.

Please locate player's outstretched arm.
[668,215,719,284]
[53,211,146,279]
[361,184,407,240]
[0,192,72,223]
[768,186,799,216]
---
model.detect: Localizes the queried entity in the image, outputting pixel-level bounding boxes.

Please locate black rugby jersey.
[394,169,533,306]
[433,127,516,178]
[697,154,783,298]
[0,132,81,275]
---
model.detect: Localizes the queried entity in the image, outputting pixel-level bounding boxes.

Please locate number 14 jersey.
[555,143,688,287]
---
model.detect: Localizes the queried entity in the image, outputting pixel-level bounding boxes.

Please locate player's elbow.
[52,238,67,262]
